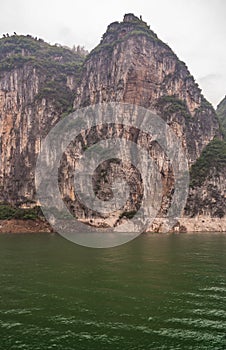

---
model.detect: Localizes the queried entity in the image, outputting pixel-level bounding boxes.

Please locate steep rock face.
[186,169,226,218]
[0,16,224,230]
[184,94,226,218]
[74,14,219,165]
[67,13,223,226]
[217,95,226,139]
[0,66,55,203]
[0,35,84,204]
[185,140,226,218]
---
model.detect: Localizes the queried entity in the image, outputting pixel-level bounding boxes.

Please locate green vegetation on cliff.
[156,95,191,119]
[216,96,226,140]
[0,35,85,114]
[190,138,226,187]
[188,96,226,187]
[0,35,84,71]
[0,204,43,220]
[89,14,164,57]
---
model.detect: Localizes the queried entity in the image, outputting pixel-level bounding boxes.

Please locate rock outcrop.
[0,35,84,204]
[217,95,226,139]
[0,15,225,231]
[75,14,219,165]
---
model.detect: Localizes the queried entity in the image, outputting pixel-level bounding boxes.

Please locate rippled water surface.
[0,233,226,349]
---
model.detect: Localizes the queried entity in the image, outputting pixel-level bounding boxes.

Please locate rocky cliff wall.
[0,35,83,205]
[0,16,225,230]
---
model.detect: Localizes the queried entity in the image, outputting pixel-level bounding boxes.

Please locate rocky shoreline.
[0,219,53,233]
[0,217,225,234]
[177,217,226,233]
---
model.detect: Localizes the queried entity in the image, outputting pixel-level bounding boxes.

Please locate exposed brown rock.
[0,16,225,232]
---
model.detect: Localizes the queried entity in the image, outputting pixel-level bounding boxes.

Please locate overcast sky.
[1,0,225,107]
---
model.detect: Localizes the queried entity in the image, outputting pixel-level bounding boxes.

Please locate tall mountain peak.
[91,13,160,54]
[0,16,225,230]
[76,15,220,163]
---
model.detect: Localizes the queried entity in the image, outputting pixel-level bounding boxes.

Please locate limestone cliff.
[217,95,226,139]
[0,15,225,230]
[183,98,226,221]
[185,139,226,218]
[0,35,84,205]
[70,14,223,227]
[74,14,219,165]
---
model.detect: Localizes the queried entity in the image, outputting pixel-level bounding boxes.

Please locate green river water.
[0,232,226,349]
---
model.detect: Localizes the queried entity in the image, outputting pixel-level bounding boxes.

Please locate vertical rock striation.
[0,15,225,230]
[0,35,84,205]
[74,14,220,165]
